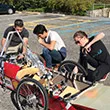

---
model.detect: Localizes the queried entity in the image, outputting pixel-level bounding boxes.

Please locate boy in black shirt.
[73,31,110,82]
[1,19,29,59]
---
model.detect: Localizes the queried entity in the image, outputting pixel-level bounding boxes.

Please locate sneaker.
[100,73,109,82]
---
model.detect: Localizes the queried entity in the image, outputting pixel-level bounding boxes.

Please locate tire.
[58,60,88,88]
[11,91,20,110]
[16,78,48,110]
[8,8,13,14]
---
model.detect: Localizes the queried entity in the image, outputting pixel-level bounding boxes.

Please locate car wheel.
[8,8,13,14]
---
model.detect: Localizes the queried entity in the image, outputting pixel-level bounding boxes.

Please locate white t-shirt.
[44,30,66,51]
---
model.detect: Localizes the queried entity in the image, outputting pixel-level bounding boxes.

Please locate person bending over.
[33,24,67,70]
[73,31,110,82]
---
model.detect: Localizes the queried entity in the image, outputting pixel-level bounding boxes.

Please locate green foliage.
[14,0,47,11]
[46,0,95,15]
[94,0,110,10]
[73,0,95,15]
[0,0,14,5]
[27,8,45,12]
[45,0,73,13]
[0,0,95,15]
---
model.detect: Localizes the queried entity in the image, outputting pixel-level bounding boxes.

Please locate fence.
[93,4,110,10]
[88,4,110,17]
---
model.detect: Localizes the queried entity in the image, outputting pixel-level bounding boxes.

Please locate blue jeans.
[42,48,63,68]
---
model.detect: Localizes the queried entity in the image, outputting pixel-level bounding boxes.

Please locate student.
[33,24,66,70]
[73,31,110,82]
[1,19,29,59]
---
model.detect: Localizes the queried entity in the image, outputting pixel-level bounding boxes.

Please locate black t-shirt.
[3,26,29,46]
[80,36,110,66]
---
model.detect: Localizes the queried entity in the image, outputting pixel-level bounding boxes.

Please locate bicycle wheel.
[16,78,48,110]
[11,91,20,110]
[58,60,88,88]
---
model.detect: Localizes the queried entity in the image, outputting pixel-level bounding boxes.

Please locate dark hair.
[33,24,47,35]
[73,31,88,39]
[14,19,24,27]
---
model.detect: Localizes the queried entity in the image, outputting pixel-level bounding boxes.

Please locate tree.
[73,0,95,15]
[46,0,95,15]
[0,0,14,5]
[0,0,96,15]
[14,0,47,11]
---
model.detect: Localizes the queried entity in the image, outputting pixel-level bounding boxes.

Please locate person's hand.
[38,37,44,44]
[17,54,25,60]
[72,66,78,74]
[82,48,88,54]
[84,43,91,52]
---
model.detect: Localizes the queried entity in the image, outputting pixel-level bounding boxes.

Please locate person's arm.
[22,37,28,55]
[1,26,11,51]
[1,38,6,47]
[38,37,56,50]
[1,38,6,51]
[84,32,105,52]
[17,37,28,59]
[21,28,29,55]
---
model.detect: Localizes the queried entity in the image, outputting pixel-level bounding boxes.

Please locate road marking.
[9,16,70,26]
[26,20,92,31]
[8,16,110,38]
[9,16,92,31]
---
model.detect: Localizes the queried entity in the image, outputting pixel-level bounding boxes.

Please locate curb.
[16,11,41,15]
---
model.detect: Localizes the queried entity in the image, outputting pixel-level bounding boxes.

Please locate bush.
[1,0,95,15]
[45,0,95,15]
[27,8,45,12]
[14,0,47,11]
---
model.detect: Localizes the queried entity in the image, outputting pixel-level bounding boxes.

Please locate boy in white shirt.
[33,24,66,69]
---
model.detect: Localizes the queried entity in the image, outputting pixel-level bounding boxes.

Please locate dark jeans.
[42,48,63,68]
[80,54,110,82]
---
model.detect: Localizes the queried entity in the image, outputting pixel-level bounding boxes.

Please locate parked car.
[0,3,15,14]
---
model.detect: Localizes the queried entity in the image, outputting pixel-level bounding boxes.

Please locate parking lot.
[0,13,110,110]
